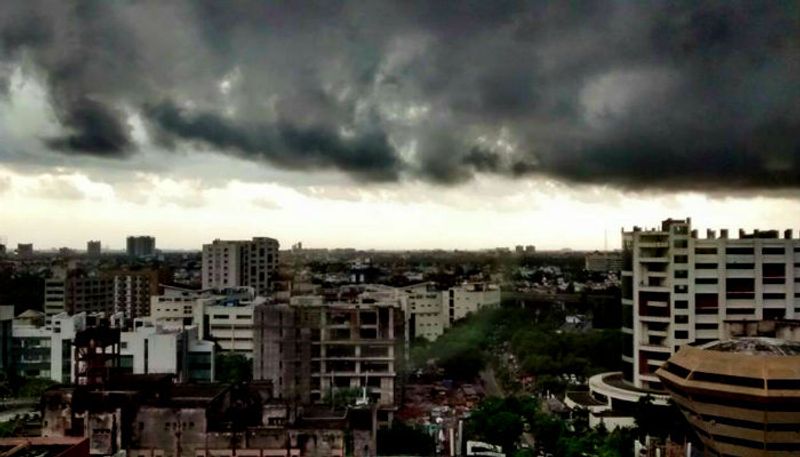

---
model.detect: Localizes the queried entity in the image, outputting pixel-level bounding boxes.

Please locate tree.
[466,396,539,455]
[215,353,252,383]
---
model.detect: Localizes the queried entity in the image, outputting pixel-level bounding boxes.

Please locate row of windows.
[664,378,798,412]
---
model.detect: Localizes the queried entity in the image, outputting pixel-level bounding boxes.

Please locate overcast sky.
[0,1,799,250]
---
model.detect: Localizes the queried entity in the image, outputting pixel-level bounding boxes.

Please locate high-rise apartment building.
[202,237,279,296]
[622,218,800,391]
[126,236,156,257]
[109,268,170,319]
[568,218,800,426]
[44,269,115,321]
[87,240,101,257]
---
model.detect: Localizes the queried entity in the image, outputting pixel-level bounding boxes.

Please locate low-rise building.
[657,338,800,457]
[11,311,87,382]
[150,285,262,357]
[584,250,623,272]
[41,375,376,457]
[119,323,214,382]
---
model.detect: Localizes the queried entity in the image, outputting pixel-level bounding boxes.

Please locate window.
[695,293,718,308]
[673,239,688,249]
[726,247,754,255]
[674,330,689,339]
[695,247,717,255]
[675,315,689,324]
[763,263,786,278]
[674,270,688,279]
[673,255,688,264]
[726,308,755,315]
[696,323,718,330]
[762,247,785,255]
[674,300,688,309]
[726,263,755,269]
[763,293,786,300]
[696,278,717,284]
[674,285,688,294]
[695,263,717,269]
[726,277,754,292]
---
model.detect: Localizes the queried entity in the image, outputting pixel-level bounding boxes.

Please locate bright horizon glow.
[2,165,800,252]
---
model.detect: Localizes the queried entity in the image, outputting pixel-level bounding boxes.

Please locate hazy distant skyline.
[1,2,798,250]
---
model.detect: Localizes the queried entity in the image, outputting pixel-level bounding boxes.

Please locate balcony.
[646,271,668,278]
[639,315,671,323]
[639,241,669,248]
[645,329,668,337]
[694,284,718,294]
[638,285,670,293]
[639,257,669,263]
[638,343,671,353]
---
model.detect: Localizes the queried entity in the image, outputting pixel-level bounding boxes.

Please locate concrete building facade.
[11,310,87,382]
[622,218,800,391]
[86,241,101,258]
[404,282,500,341]
[202,237,279,296]
[126,236,156,257]
[119,324,215,382]
[253,285,406,422]
[150,286,262,357]
[109,268,170,319]
[585,250,624,272]
[17,243,33,257]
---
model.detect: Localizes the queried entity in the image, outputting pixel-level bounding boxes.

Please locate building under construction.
[253,285,406,425]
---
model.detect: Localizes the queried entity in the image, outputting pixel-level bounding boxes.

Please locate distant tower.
[87,240,102,258]
[126,236,156,257]
[16,243,33,258]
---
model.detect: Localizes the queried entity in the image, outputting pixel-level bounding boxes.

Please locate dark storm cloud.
[146,100,401,181]
[0,0,798,190]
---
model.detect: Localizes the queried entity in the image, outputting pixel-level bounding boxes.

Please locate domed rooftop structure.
[656,338,800,457]
[702,337,800,356]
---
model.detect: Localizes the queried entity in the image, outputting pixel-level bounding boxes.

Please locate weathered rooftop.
[702,337,800,356]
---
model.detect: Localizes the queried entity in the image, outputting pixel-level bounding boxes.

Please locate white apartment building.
[202,237,279,296]
[404,282,501,341]
[622,218,800,391]
[44,277,66,324]
[149,285,262,357]
[405,282,446,341]
[204,299,261,356]
[148,285,205,328]
[118,324,215,382]
[11,310,87,383]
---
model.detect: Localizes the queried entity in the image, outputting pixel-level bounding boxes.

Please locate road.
[480,367,537,450]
